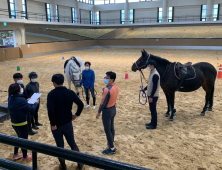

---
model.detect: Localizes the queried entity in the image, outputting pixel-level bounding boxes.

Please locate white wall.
[58,5,71,22]
[134,8,157,23]
[81,9,90,24]
[27,0,46,21]
[0,0,9,19]
[100,10,120,24]
[174,5,201,22]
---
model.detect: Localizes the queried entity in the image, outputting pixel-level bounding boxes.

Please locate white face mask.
[31,79,37,83]
[17,80,23,84]
[147,67,151,71]
[85,67,89,70]
[20,88,24,94]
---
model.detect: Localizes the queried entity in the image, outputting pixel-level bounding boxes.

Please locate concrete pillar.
[75,1,80,23]
[93,5,96,25]
[51,1,57,22]
[207,0,213,21]
[124,0,129,24]
[162,0,168,22]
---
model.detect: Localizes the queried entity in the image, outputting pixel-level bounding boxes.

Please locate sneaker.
[145,122,152,126]
[59,164,67,170]
[22,155,32,162]
[146,125,156,130]
[92,106,96,109]
[102,148,116,155]
[32,125,39,130]
[35,122,43,126]
[85,105,90,109]
[13,154,23,160]
[29,130,38,135]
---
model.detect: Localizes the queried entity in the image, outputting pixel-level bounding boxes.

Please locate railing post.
[32,151,37,170]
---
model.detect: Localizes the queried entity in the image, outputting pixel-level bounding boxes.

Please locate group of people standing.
[7,59,160,170]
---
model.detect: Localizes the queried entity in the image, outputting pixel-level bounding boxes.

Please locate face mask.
[17,80,23,84]
[31,79,37,83]
[147,67,151,71]
[104,78,109,84]
[85,67,89,70]
[20,88,24,94]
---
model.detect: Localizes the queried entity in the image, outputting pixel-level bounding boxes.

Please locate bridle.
[134,53,150,82]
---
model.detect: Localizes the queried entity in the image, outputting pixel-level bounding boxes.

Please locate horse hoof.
[165,113,170,117]
[200,112,205,116]
[208,108,212,111]
[168,118,174,121]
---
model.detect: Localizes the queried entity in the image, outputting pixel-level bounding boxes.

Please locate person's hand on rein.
[148,98,153,103]
[72,115,78,121]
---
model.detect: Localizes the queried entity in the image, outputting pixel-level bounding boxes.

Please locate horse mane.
[150,54,171,65]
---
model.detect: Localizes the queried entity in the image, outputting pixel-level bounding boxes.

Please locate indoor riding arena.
[0,0,222,170]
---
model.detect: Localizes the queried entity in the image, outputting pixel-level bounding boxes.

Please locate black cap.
[146,60,156,67]
[13,73,23,79]
[51,74,64,85]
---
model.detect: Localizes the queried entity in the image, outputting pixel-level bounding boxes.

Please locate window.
[22,0,27,19]
[158,7,162,23]
[168,7,173,22]
[8,0,16,19]
[72,7,76,23]
[90,11,93,24]
[56,5,59,22]
[130,9,134,24]
[45,3,51,22]
[201,5,207,21]
[96,11,100,25]
[94,0,104,5]
[121,10,125,24]
[213,4,220,21]
[116,0,126,3]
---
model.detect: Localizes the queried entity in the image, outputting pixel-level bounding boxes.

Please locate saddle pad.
[174,65,196,80]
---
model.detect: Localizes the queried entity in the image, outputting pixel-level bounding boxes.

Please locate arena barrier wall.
[0,47,22,61]
[19,38,222,58]
[0,133,153,170]
[21,40,97,55]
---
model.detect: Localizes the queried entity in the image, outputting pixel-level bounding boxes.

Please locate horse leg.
[168,91,176,121]
[208,85,215,111]
[201,84,211,116]
[163,91,171,117]
[67,79,71,90]
[75,85,79,97]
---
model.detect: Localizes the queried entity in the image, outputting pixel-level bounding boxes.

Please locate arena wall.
[0,47,22,61]
[58,5,71,20]
[26,0,46,21]
[100,10,121,24]
[81,9,90,24]
[20,40,97,55]
[0,0,9,19]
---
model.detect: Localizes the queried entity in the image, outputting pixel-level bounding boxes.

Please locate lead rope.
[139,70,148,105]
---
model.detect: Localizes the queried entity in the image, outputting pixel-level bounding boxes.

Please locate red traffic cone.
[125,73,129,79]
[217,64,222,79]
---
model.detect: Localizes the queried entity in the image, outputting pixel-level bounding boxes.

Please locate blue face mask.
[104,78,109,84]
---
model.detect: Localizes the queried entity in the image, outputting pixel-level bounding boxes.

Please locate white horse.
[64,56,84,96]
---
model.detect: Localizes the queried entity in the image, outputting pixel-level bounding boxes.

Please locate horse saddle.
[174,62,196,80]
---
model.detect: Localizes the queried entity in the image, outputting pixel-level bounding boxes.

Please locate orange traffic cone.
[167,51,170,54]
[96,50,98,53]
[217,64,222,79]
[125,73,129,79]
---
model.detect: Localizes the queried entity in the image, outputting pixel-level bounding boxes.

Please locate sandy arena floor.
[0,48,222,170]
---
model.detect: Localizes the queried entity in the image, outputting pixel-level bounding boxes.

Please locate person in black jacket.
[47,74,84,170]
[26,72,42,134]
[8,83,39,161]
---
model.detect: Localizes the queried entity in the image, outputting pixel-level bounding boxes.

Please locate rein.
[139,71,147,105]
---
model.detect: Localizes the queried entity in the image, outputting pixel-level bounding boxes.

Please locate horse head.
[131,49,150,72]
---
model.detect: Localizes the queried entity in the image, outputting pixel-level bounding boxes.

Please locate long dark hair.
[8,83,20,96]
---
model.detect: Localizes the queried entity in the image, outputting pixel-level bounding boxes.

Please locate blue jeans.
[84,87,96,105]
[12,124,29,158]
[51,122,76,148]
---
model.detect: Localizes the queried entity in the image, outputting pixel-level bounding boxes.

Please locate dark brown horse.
[132,49,217,121]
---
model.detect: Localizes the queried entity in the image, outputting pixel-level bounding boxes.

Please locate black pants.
[27,112,32,132]
[84,87,96,105]
[102,106,116,148]
[31,103,40,126]
[12,124,29,158]
[148,97,158,127]
[51,122,76,148]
